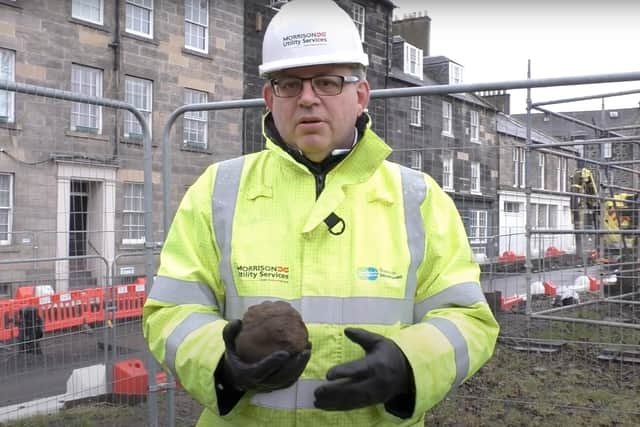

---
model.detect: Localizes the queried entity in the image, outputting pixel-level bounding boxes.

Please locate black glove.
[221,319,311,392]
[313,328,414,415]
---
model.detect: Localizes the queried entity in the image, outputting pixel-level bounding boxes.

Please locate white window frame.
[0,173,12,245]
[403,42,423,78]
[126,0,154,39]
[442,101,452,136]
[469,210,488,244]
[124,76,152,139]
[470,110,479,142]
[538,152,545,189]
[603,142,612,159]
[557,157,567,192]
[72,0,104,25]
[71,64,103,133]
[449,63,463,84]
[513,146,525,188]
[442,152,453,191]
[409,96,421,127]
[185,0,209,53]
[410,151,422,170]
[471,161,481,194]
[0,48,15,123]
[184,88,208,148]
[122,182,145,245]
[352,3,365,42]
[504,201,520,214]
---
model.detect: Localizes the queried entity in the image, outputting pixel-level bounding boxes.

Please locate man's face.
[263,64,370,162]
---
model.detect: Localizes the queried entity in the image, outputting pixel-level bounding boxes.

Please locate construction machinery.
[570,167,639,296]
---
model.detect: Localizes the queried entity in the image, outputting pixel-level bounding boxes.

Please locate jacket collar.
[262,112,391,184]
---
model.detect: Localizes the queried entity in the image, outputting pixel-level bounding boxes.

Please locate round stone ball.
[235,300,309,363]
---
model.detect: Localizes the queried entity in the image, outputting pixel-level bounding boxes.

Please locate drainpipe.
[109,0,121,158]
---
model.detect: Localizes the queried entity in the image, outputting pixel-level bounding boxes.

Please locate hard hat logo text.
[282,32,328,48]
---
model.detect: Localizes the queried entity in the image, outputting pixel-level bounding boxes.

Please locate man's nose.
[298,80,319,105]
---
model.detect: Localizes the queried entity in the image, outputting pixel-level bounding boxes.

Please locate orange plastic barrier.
[544,246,566,258]
[500,295,524,311]
[114,282,146,320]
[0,300,17,341]
[543,280,557,296]
[37,291,85,333]
[588,276,601,292]
[14,286,35,299]
[497,251,526,264]
[82,288,106,325]
[113,358,180,396]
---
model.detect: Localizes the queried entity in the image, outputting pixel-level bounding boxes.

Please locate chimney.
[392,10,431,56]
[478,90,511,114]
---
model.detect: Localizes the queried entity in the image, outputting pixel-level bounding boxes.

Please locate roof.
[497,113,576,152]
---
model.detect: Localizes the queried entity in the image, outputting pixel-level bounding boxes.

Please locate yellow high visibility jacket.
[143,117,499,426]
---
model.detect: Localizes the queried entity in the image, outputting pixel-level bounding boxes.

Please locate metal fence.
[1,69,640,426]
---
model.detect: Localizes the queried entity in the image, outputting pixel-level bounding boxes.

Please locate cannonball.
[235,300,309,363]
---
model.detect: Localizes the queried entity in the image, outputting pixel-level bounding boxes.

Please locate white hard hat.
[259,0,369,77]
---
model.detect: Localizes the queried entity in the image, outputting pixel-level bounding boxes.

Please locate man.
[143,0,499,425]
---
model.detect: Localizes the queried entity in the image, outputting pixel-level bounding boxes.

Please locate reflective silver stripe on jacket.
[399,166,427,300]
[165,312,221,376]
[425,317,469,388]
[149,276,219,309]
[250,379,323,410]
[212,156,245,312]
[413,282,487,322]
[225,295,413,324]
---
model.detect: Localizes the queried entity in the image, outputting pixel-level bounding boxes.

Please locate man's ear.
[263,82,274,111]
[356,80,370,116]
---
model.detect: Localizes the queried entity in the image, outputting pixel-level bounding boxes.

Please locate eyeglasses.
[270,75,361,98]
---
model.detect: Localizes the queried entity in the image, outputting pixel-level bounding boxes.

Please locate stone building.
[0,0,244,294]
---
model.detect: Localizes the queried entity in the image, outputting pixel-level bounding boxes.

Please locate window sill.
[470,191,482,196]
[182,47,212,60]
[123,31,159,46]
[120,137,158,147]
[69,17,110,33]
[65,129,109,141]
[443,187,454,193]
[0,120,21,131]
[0,0,22,8]
[409,123,422,128]
[181,144,212,154]
[442,132,455,138]
[0,244,21,253]
[470,139,481,144]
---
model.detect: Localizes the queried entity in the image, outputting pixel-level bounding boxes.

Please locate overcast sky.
[392,0,640,114]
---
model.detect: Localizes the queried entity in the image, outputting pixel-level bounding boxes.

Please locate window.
[185,0,209,52]
[557,157,567,192]
[513,146,525,188]
[442,101,452,136]
[410,151,422,170]
[123,182,144,244]
[71,64,102,133]
[470,110,479,142]
[469,210,488,244]
[442,152,453,191]
[0,173,12,245]
[531,203,557,229]
[0,48,15,123]
[549,205,558,228]
[602,142,612,158]
[449,63,463,84]
[538,152,545,189]
[409,96,421,126]
[126,0,153,38]
[504,201,520,213]
[72,0,103,25]
[124,76,152,139]
[352,3,365,42]
[184,88,208,148]
[403,43,422,78]
[471,162,481,193]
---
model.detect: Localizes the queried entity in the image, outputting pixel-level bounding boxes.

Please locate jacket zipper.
[314,172,326,199]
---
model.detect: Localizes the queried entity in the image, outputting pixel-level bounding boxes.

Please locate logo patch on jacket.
[357,267,402,281]
[236,264,289,282]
